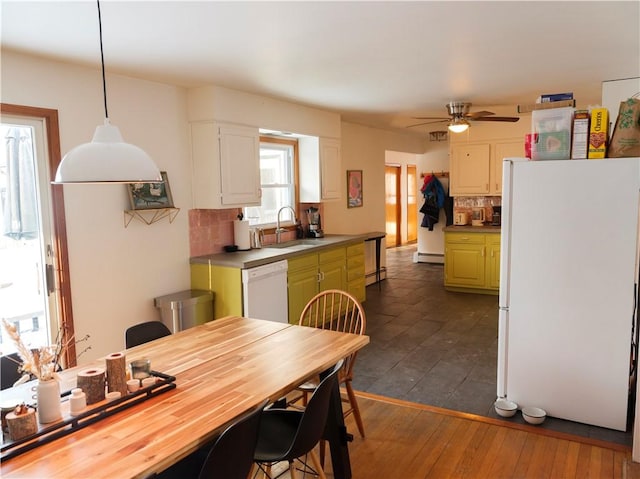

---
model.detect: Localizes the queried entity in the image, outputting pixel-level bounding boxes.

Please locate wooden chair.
[296,289,366,439]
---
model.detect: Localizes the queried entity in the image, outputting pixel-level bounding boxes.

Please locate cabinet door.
[288,266,319,324]
[445,243,486,287]
[491,141,524,195]
[319,259,345,292]
[190,264,242,319]
[450,144,490,195]
[485,235,501,289]
[320,138,341,200]
[218,125,261,206]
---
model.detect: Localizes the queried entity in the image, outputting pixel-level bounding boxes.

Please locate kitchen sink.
[265,239,321,249]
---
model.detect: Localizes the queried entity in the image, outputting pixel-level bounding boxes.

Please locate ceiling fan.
[409,101,520,133]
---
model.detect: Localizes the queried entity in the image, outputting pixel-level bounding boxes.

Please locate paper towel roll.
[234,220,251,250]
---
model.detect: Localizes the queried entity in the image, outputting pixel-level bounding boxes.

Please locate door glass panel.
[407,165,417,243]
[0,123,52,353]
[385,165,400,247]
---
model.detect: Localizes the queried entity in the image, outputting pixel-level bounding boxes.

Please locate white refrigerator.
[497,157,640,431]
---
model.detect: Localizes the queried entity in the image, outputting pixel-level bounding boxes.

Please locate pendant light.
[54,0,161,184]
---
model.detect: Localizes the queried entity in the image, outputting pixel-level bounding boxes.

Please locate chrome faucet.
[276,206,297,244]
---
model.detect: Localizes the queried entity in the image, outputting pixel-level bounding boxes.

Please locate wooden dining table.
[0,316,369,479]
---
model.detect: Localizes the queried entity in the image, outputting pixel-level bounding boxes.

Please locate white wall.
[1,51,192,361]
[328,121,425,277]
[415,142,450,260]
[188,86,341,138]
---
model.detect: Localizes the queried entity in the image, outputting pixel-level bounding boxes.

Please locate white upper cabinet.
[450,143,491,195]
[299,136,342,202]
[190,122,261,209]
[450,139,524,196]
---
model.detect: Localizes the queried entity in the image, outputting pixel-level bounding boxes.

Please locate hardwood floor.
[259,392,640,479]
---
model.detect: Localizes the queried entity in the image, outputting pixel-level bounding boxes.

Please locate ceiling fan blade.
[465,110,495,118]
[470,116,520,122]
[406,119,448,128]
[412,116,450,120]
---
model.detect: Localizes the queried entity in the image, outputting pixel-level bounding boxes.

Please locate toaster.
[454,212,469,225]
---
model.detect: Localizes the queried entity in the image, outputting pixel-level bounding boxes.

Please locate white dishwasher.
[241,260,289,323]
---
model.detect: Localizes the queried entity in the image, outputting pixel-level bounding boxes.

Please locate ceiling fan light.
[448,118,469,133]
[54,119,161,184]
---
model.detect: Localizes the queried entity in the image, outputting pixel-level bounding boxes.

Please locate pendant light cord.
[97,0,108,119]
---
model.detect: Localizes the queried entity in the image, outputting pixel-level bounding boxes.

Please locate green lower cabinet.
[191,263,243,318]
[486,235,501,290]
[346,243,366,303]
[287,265,319,324]
[287,246,349,323]
[444,231,500,295]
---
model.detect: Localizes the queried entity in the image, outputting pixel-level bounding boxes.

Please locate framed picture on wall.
[347,170,363,208]
[127,171,175,210]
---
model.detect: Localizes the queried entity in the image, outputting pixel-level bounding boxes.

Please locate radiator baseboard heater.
[413,252,444,264]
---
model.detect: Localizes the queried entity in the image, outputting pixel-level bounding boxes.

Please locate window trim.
[249,135,299,231]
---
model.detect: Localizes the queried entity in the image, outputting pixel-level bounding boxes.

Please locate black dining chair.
[1,352,23,390]
[253,360,343,479]
[125,321,171,348]
[157,399,268,479]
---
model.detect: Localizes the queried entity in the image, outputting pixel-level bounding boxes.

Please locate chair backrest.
[287,359,343,460]
[198,399,268,479]
[299,289,366,379]
[125,321,171,348]
[1,352,23,390]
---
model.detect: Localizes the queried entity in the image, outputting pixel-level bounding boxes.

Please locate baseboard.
[413,252,444,264]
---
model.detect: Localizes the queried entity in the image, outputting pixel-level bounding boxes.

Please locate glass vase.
[36,378,62,424]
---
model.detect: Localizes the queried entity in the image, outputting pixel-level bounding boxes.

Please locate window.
[244,137,297,226]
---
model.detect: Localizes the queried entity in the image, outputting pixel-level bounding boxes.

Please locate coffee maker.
[306,207,324,238]
[491,205,502,226]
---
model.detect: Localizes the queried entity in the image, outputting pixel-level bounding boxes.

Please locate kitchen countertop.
[443,225,501,233]
[190,234,369,269]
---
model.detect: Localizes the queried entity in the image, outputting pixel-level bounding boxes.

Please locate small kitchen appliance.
[306,207,324,238]
[453,211,469,225]
[491,206,502,226]
[471,207,485,226]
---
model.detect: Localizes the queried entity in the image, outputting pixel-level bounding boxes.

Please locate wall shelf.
[124,208,180,227]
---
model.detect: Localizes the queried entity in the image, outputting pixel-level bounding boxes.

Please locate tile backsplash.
[189,203,323,257]
[189,208,240,257]
[454,196,501,221]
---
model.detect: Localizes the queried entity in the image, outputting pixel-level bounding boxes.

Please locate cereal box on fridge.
[588,108,608,159]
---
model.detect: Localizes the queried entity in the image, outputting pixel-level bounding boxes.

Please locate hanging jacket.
[420,175,447,231]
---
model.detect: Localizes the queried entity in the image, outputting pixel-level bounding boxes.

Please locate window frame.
[245,136,299,230]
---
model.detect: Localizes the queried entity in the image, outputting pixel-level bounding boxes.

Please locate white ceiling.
[2,1,639,135]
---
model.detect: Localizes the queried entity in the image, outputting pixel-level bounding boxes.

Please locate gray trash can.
[153,290,214,333]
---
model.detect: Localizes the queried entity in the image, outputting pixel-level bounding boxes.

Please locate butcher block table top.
[0,316,369,479]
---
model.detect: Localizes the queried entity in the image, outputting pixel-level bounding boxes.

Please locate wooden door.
[407,165,417,243]
[385,165,401,247]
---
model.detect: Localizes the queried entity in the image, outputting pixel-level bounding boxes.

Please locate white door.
[0,116,60,353]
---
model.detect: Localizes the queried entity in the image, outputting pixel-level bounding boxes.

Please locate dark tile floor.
[354,244,633,447]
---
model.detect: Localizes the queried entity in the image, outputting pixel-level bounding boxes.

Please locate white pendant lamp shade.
[54,119,161,184]
[53,1,162,184]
